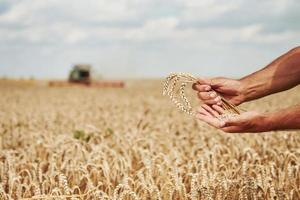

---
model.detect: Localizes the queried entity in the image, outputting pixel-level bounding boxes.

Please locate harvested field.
[0,80,300,200]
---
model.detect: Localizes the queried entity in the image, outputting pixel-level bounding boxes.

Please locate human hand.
[196,104,270,133]
[192,77,246,106]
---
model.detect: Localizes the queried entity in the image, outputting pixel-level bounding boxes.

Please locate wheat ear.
[163,72,242,117]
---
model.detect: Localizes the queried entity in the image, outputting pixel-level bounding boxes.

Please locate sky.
[0,0,299,79]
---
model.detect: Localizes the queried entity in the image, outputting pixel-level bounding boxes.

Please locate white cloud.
[182,0,239,21]
[0,0,136,23]
[125,17,179,40]
[0,0,299,78]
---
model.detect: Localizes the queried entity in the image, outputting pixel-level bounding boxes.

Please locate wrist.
[261,112,278,131]
[236,78,250,104]
[238,76,267,103]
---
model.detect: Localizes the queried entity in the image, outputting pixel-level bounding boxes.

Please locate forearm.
[240,46,300,102]
[265,105,300,131]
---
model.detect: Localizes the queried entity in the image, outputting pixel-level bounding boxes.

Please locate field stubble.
[0,80,300,200]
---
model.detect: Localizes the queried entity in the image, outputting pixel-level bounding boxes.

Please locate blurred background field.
[0,80,300,199]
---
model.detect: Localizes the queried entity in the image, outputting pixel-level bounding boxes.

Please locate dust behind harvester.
[49,64,124,88]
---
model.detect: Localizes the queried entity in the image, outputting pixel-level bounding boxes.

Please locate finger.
[198,78,222,88]
[201,104,220,118]
[197,92,222,105]
[196,78,211,86]
[197,93,215,105]
[197,107,213,117]
[192,83,211,92]
[198,91,217,100]
[196,113,225,128]
[212,105,225,114]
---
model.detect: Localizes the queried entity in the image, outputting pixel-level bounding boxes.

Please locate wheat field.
[0,79,299,200]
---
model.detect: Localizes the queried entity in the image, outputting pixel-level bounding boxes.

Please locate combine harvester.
[49,64,124,88]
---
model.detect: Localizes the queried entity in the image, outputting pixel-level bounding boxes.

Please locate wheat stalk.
[1,78,298,199]
[163,72,241,118]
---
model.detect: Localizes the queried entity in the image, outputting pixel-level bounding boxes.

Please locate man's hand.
[196,104,270,133]
[192,77,246,106]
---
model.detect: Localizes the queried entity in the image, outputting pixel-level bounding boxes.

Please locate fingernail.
[210,93,215,98]
[217,102,222,106]
[205,86,211,91]
[214,96,220,102]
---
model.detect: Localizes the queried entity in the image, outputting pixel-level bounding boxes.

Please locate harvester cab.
[69,64,91,84]
[49,64,124,88]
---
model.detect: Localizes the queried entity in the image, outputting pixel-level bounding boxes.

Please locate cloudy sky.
[0,0,299,79]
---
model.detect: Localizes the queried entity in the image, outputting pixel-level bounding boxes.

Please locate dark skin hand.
[196,104,300,133]
[193,46,300,132]
[196,104,270,133]
[193,46,300,106]
[192,77,245,106]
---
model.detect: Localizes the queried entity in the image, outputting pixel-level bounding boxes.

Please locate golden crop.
[0,80,299,200]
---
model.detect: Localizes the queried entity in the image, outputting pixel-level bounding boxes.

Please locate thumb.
[197,77,223,88]
[197,78,211,85]
[192,78,212,91]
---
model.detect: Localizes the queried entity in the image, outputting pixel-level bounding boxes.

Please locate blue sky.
[0,0,299,79]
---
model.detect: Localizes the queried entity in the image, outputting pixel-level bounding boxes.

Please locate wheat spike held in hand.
[163,72,241,119]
